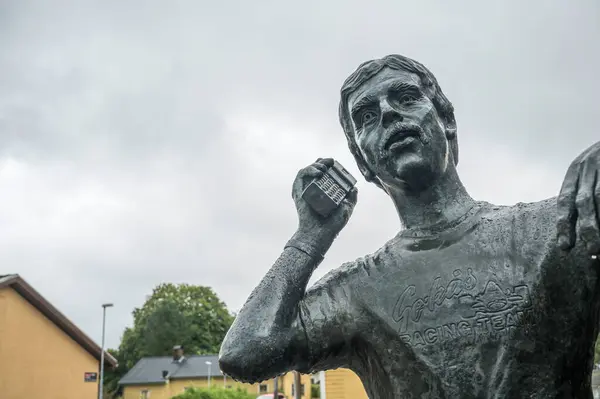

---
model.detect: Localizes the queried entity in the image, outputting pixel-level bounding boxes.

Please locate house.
[318,369,368,399]
[0,274,118,399]
[119,347,312,399]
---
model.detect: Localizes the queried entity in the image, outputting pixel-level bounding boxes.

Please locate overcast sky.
[1,0,598,351]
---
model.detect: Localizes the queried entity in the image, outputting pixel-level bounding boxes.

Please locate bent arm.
[218,229,337,383]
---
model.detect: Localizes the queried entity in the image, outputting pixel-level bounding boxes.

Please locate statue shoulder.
[477,198,559,247]
[309,258,367,291]
[308,250,387,294]
[308,240,400,294]
[481,198,558,224]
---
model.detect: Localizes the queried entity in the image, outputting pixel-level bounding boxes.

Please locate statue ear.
[443,110,457,140]
[445,124,457,140]
[444,116,459,165]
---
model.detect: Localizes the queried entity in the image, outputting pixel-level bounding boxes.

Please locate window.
[140,390,150,399]
[292,383,305,397]
[259,384,268,393]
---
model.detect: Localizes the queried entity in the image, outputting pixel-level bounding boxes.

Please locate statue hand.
[292,158,358,238]
[557,141,600,255]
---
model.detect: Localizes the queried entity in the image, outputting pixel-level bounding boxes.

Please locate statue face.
[347,67,452,191]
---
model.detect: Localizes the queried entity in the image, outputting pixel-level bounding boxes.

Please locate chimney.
[162,370,169,379]
[172,345,185,363]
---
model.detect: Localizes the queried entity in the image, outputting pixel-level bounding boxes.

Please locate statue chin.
[381,157,441,193]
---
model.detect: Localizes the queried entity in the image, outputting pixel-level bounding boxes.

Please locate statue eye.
[398,94,419,104]
[361,111,377,125]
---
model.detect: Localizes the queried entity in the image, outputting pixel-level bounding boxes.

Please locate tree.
[139,299,192,356]
[102,348,125,398]
[125,283,233,358]
[311,384,320,398]
[103,283,234,397]
[171,387,255,399]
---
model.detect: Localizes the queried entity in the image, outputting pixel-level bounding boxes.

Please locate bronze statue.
[219,54,600,398]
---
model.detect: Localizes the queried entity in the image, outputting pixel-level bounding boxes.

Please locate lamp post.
[273,376,279,399]
[294,371,301,399]
[205,361,212,388]
[99,303,113,399]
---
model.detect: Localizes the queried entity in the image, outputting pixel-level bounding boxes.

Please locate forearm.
[218,229,335,383]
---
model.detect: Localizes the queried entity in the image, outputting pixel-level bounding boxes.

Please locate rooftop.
[119,354,222,385]
[0,274,117,367]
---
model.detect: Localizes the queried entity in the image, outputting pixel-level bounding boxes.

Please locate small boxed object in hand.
[302,160,357,217]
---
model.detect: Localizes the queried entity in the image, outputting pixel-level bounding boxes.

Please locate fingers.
[313,162,328,173]
[576,164,600,254]
[344,187,358,204]
[556,164,579,250]
[338,187,358,220]
[316,158,334,168]
[293,158,335,198]
[292,165,325,199]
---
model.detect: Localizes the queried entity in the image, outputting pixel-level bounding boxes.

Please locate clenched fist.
[557,141,600,257]
[292,158,358,238]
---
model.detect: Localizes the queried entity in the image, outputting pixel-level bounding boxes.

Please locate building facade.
[319,369,368,399]
[0,274,117,399]
[120,352,312,399]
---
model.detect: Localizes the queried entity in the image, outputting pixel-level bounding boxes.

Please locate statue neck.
[387,167,476,232]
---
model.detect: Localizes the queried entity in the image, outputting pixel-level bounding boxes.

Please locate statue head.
[339,54,458,192]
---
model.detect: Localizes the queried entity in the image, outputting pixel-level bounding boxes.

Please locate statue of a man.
[219,54,600,398]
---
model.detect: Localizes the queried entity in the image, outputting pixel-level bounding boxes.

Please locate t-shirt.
[298,199,600,398]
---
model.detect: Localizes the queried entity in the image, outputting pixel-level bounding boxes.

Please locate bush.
[171,387,256,399]
[311,384,320,398]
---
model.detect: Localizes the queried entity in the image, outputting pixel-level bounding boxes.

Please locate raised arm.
[218,158,358,383]
[556,141,600,257]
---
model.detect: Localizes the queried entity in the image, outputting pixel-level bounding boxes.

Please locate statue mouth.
[383,126,421,152]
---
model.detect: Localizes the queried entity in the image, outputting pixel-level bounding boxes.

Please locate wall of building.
[123,376,285,399]
[123,384,168,399]
[322,369,367,399]
[280,372,312,399]
[0,287,100,399]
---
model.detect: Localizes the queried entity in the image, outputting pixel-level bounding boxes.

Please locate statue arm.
[218,230,356,383]
[556,141,600,257]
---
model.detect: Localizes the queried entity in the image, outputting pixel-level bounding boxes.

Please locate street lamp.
[99,303,114,399]
[205,361,212,388]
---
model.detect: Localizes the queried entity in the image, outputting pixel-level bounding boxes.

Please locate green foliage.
[311,384,320,398]
[129,283,234,358]
[595,337,600,364]
[103,283,234,398]
[139,299,192,356]
[171,387,256,399]
[102,348,125,397]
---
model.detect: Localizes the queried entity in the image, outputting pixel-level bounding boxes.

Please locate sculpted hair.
[338,54,458,188]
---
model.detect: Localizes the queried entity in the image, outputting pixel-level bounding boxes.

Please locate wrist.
[285,229,336,260]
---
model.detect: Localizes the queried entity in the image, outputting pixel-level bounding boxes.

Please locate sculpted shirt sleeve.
[296,259,364,373]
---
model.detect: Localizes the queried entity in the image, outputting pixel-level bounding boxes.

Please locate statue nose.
[380,100,403,128]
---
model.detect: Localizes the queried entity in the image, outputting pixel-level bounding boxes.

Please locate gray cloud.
[0,0,598,350]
